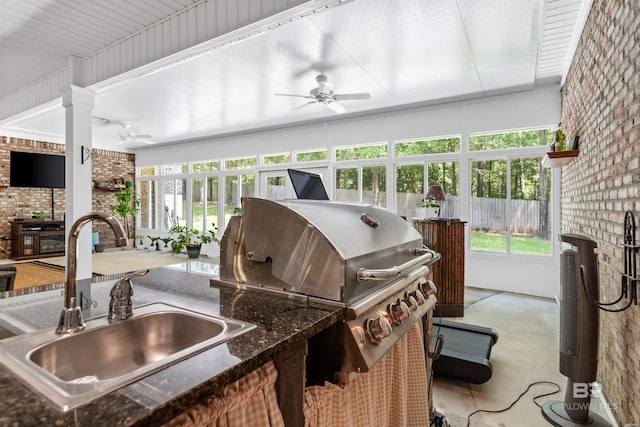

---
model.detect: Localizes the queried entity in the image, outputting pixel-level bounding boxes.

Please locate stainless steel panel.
[228,198,428,303]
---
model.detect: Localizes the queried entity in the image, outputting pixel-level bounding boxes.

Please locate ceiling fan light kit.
[275,73,370,114]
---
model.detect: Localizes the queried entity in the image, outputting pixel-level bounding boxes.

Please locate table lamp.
[426,185,446,217]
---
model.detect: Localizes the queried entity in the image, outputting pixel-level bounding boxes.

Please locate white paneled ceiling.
[0,0,201,99]
[0,0,589,150]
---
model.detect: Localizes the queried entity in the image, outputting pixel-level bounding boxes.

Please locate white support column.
[62,85,94,282]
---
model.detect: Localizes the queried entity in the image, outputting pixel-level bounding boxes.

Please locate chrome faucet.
[108,269,149,322]
[56,212,128,334]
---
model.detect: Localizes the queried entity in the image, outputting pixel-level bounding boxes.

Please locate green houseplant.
[415,194,439,219]
[420,194,439,208]
[110,181,141,246]
[169,224,218,258]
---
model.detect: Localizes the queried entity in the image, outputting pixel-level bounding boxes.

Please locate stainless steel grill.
[211,198,440,374]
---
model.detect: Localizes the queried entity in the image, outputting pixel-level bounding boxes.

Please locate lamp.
[426,185,446,217]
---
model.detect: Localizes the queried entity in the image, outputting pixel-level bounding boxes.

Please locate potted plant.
[159,236,173,251]
[169,224,218,258]
[415,194,439,219]
[110,180,140,248]
[147,235,161,251]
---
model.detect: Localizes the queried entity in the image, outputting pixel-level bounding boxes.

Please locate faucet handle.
[110,279,133,300]
[108,269,148,322]
[122,269,150,282]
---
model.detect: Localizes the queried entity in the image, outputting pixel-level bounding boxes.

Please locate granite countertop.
[0,264,343,426]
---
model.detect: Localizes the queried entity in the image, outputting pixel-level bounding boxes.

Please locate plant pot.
[94,243,105,253]
[121,240,135,251]
[186,244,201,259]
[415,207,438,219]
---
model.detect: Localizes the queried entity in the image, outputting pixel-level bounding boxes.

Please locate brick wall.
[560,0,639,423]
[91,148,136,248]
[0,136,135,256]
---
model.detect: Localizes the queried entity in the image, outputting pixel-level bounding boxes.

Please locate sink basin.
[0,302,255,411]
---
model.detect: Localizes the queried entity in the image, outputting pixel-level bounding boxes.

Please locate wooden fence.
[367,192,544,235]
[265,188,544,235]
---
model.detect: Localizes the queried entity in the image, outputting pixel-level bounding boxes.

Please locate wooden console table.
[413,218,466,317]
[10,220,65,260]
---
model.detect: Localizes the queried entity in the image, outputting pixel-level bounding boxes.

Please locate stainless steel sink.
[0,302,255,411]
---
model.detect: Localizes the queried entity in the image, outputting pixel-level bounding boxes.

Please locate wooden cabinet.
[10,220,65,260]
[413,219,466,317]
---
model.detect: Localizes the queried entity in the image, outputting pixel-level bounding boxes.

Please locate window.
[162,163,188,174]
[224,157,256,170]
[470,155,551,255]
[265,175,286,199]
[335,168,358,202]
[335,165,386,206]
[335,143,388,161]
[469,129,553,151]
[139,180,158,229]
[162,179,186,229]
[427,161,459,217]
[263,153,290,165]
[471,159,507,253]
[295,149,327,162]
[395,137,460,156]
[223,174,255,226]
[138,166,159,176]
[136,128,553,263]
[192,177,219,232]
[395,161,459,219]
[510,156,551,255]
[191,161,219,172]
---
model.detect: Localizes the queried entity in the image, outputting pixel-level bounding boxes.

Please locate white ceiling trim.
[560,0,594,86]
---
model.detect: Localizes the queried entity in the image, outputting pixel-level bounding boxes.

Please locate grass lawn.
[470,232,551,255]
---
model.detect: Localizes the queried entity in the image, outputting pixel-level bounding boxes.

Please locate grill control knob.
[404,295,419,312]
[420,280,437,296]
[365,315,392,343]
[388,300,411,323]
[408,289,426,305]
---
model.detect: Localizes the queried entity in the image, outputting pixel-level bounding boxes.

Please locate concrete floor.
[431,288,615,427]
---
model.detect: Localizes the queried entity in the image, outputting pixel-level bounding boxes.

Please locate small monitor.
[287,169,329,200]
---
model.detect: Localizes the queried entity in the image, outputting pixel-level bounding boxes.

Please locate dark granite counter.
[0,264,343,426]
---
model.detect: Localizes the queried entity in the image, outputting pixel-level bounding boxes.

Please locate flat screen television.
[10,151,65,188]
[287,169,329,200]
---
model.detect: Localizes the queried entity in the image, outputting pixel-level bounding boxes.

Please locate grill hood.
[219,198,434,304]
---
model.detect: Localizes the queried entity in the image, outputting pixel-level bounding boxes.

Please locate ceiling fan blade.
[274,93,314,99]
[326,101,346,114]
[334,93,371,100]
[292,66,314,80]
[292,101,316,111]
[135,139,156,145]
[133,134,153,139]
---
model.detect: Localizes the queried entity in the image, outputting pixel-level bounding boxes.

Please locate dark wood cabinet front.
[10,220,65,260]
[413,219,466,317]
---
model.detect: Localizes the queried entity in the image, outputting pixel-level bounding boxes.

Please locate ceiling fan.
[275,73,370,114]
[116,123,155,144]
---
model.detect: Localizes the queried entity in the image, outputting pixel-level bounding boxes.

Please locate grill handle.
[357,248,437,281]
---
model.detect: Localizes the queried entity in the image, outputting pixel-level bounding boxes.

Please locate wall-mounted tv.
[10,151,65,189]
